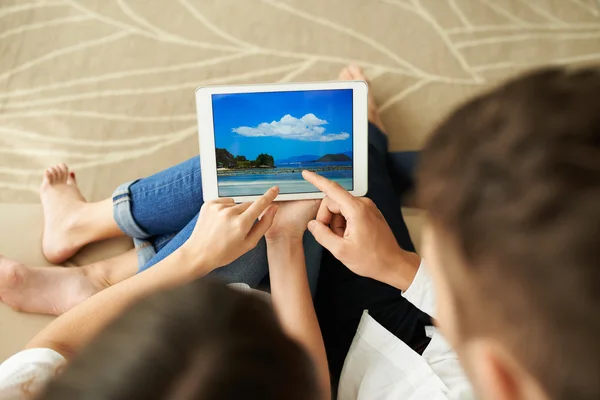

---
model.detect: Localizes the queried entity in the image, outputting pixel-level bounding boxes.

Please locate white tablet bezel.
[196,81,368,203]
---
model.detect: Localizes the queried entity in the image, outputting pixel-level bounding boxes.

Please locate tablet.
[196,81,368,202]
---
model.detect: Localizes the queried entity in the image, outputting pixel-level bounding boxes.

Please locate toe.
[348,65,367,81]
[47,168,57,184]
[51,166,60,182]
[67,171,76,185]
[54,166,63,182]
[43,169,53,185]
[57,164,68,183]
[338,67,352,81]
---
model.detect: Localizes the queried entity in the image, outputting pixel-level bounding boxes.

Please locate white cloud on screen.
[232,113,350,142]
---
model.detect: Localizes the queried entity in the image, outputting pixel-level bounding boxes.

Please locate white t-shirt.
[338,262,474,400]
[0,348,66,400]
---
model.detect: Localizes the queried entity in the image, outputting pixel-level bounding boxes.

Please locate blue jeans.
[110,123,418,294]
[111,157,323,293]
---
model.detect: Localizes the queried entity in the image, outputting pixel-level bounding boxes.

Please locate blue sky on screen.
[212,89,353,160]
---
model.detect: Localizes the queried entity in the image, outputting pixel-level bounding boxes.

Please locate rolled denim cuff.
[133,238,157,271]
[112,180,151,239]
[113,180,157,270]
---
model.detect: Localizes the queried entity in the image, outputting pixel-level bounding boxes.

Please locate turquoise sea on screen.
[217,161,353,197]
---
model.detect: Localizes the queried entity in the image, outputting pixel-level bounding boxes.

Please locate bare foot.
[40,164,88,264]
[0,255,104,315]
[339,65,387,134]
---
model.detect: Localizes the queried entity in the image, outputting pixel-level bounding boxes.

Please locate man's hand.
[265,199,321,241]
[302,171,420,291]
[185,187,279,273]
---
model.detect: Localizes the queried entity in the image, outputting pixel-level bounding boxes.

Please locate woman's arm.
[26,188,279,359]
[26,247,208,358]
[266,236,331,400]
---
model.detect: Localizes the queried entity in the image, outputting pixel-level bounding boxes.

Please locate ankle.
[0,259,25,288]
[65,202,98,243]
[75,200,121,243]
[81,263,112,289]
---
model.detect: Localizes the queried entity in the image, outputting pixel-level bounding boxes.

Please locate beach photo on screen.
[212,89,353,197]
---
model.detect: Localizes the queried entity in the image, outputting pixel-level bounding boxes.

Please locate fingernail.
[70,172,75,178]
[308,220,316,230]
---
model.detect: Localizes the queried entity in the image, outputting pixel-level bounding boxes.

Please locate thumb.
[247,205,278,245]
[308,220,345,256]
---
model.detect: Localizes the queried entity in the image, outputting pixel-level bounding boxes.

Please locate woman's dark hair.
[40,279,320,400]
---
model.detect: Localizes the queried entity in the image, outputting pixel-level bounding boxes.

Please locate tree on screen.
[255,153,275,168]
[216,148,235,168]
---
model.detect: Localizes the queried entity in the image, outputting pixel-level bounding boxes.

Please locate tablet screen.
[212,89,353,197]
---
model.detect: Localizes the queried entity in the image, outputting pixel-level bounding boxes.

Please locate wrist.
[265,234,304,246]
[266,236,306,275]
[178,244,215,279]
[382,250,421,292]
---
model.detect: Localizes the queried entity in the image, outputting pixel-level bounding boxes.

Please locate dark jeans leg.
[387,151,418,200]
[315,123,430,385]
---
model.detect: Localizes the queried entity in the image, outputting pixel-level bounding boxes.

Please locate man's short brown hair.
[418,67,600,399]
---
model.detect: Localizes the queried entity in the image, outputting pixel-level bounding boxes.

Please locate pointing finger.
[212,198,235,205]
[302,170,358,216]
[232,201,253,213]
[242,186,279,224]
